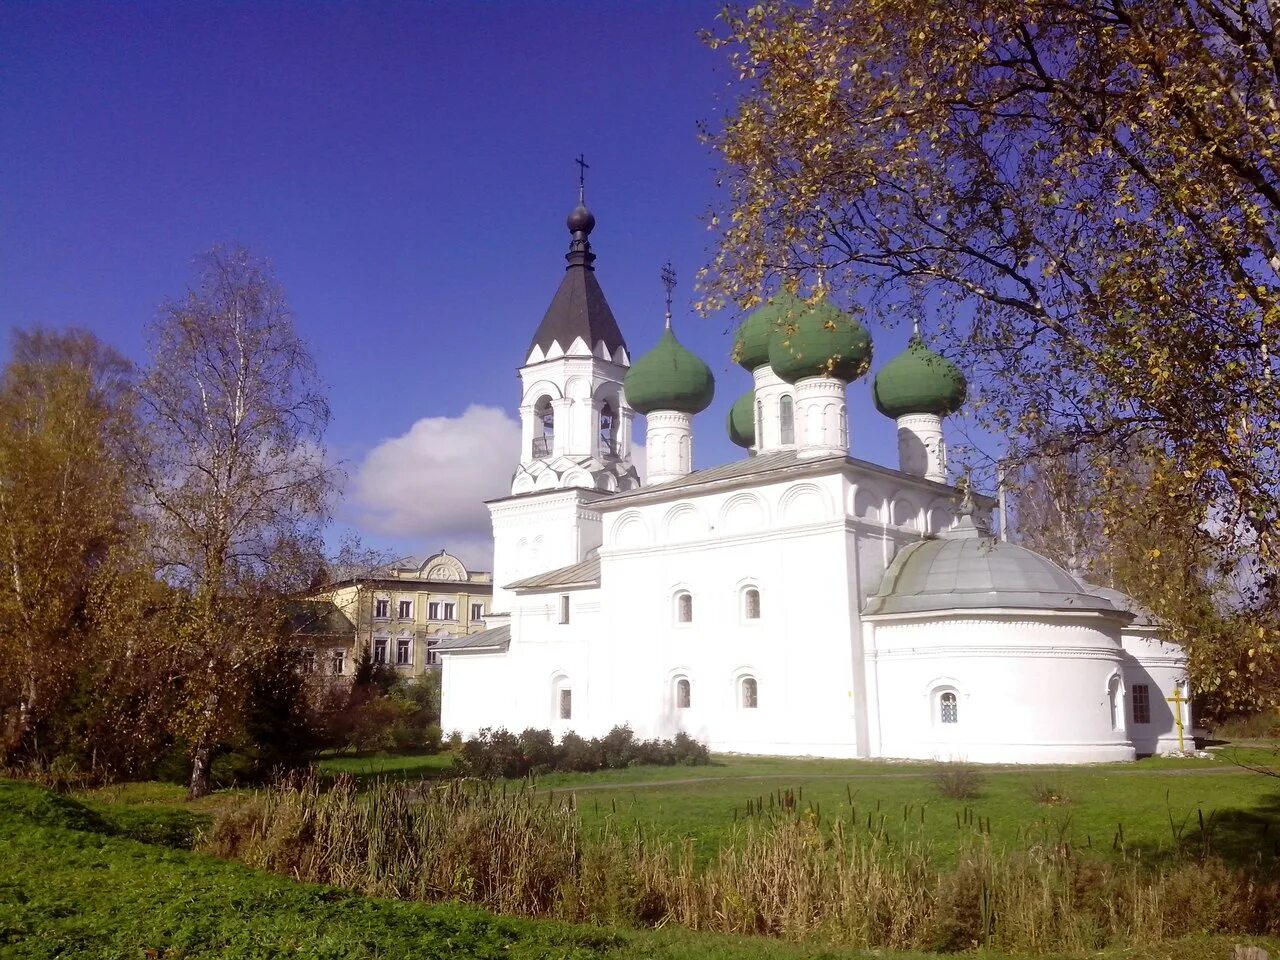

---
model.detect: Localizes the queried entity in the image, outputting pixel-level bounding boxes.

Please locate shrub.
[932,763,985,800]
[1030,781,1070,806]
[454,726,710,779]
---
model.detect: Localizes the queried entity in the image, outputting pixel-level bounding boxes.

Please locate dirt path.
[537,762,1269,794]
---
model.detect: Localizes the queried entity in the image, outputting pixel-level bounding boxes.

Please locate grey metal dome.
[864,518,1130,618]
[1078,581,1159,628]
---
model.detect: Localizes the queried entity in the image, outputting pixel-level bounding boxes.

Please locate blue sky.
[1,1,941,566]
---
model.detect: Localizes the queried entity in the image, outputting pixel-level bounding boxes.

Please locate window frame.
[939,691,959,724]
[558,687,572,720]
[374,597,390,619]
[558,594,570,624]
[471,602,484,621]
[779,394,795,444]
[373,636,388,665]
[442,601,456,621]
[395,637,412,666]
[674,590,693,624]
[397,599,413,620]
[674,677,691,710]
[332,648,346,676]
[741,586,761,622]
[740,676,759,710]
[1131,682,1151,725]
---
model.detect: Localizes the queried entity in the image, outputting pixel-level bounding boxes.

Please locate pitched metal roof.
[284,600,356,638]
[435,624,511,653]
[527,213,626,359]
[506,555,601,591]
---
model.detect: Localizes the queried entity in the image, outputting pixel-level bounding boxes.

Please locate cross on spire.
[575,153,589,204]
[661,262,677,329]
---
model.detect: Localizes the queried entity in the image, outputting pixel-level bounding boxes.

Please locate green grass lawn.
[309,743,1280,867]
[1,777,1275,960]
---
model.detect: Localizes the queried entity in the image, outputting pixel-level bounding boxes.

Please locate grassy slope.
[1,779,1275,960]
[313,746,1280,866]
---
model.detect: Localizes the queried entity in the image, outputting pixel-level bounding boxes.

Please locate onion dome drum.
[624,329,715,415]
[872,334,967,418]
[727,390,756,448]
[767,297,873,384]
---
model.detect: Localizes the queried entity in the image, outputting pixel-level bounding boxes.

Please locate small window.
[374,598,389,619]
[939,691,958,724]
[426,637,441,666]
[331,648,346,676]
[779,395,795,444]
[1132,683,1150,724]
[741,677,758,709]
[471,602,484,620]
[373,637,388,665]
[300,649,316,675]
[443,602,456,620]
[428,601,441,620]
[395,637,412,666]
[559,594,570,624]
[676,592,693,623]
[743,587,761,620]
[675,678,691,709]
[398,599,413,619]
[559,688,572,719]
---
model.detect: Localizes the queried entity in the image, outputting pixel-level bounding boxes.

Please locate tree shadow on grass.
[1126,784,1280,870]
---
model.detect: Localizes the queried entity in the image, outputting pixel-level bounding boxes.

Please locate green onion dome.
[624,328,715,415]
[767,297,873,384]
[727,389,756,448]
[733,293,805,372]
[872,334,967,418]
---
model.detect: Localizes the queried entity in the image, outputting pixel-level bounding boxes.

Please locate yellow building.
[313,550,493,678]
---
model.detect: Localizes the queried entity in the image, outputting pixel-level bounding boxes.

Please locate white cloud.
[350,404,645,570]
[350,405,520,566]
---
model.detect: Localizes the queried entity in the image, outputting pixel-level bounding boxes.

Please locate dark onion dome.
[733,293,805,372]
[624,328,715,415]
[767,296,873,384]
[727,389,756,448]
[872,333,967,418]
[566,204,595,235]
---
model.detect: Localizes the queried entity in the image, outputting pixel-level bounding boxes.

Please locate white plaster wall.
[1121,631,1191,754]
[489,490,603,613]
[868,615,1136,763]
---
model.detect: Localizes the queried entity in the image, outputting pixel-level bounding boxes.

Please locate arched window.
[779,395,795,444]
[533,396,554,457]
[553,674,572,721]
[675,677,691,709]
[675,591,693,623]
[599,399,617,457]
[740,677,759,709]
[742,587,761,621]
[939,691,958,724]
[755,400,763,443]
[1108,675,1123,730]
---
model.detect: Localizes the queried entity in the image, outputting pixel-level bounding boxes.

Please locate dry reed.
[201,774,1280,954]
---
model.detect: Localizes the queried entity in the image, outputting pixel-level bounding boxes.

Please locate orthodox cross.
[575,153,589,204]
[661,261,677,329]
[1166,684,1189,753]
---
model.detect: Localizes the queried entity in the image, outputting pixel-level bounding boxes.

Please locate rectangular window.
[398,599,413,619]
[558,594,570,624]
[300,650,316,675]
[374,598,389,619]
[428,601,441,620]
[471,603,483,620]
[559,688,572,719]
[426,637,440,666]
[373,637,388,665]
[443,602,456,620]
[1132,684,1151,724]
[332,649,346,676]
[395,637,412,666]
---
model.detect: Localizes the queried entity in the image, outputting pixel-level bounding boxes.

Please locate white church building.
[437,199,1191,764]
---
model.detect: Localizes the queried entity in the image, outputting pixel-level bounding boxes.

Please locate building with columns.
[437,197,1191,763]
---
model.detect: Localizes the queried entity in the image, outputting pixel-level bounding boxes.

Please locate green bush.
[456,726,710,779]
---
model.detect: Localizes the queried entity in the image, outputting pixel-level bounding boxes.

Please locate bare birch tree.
[137,245,337,797]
